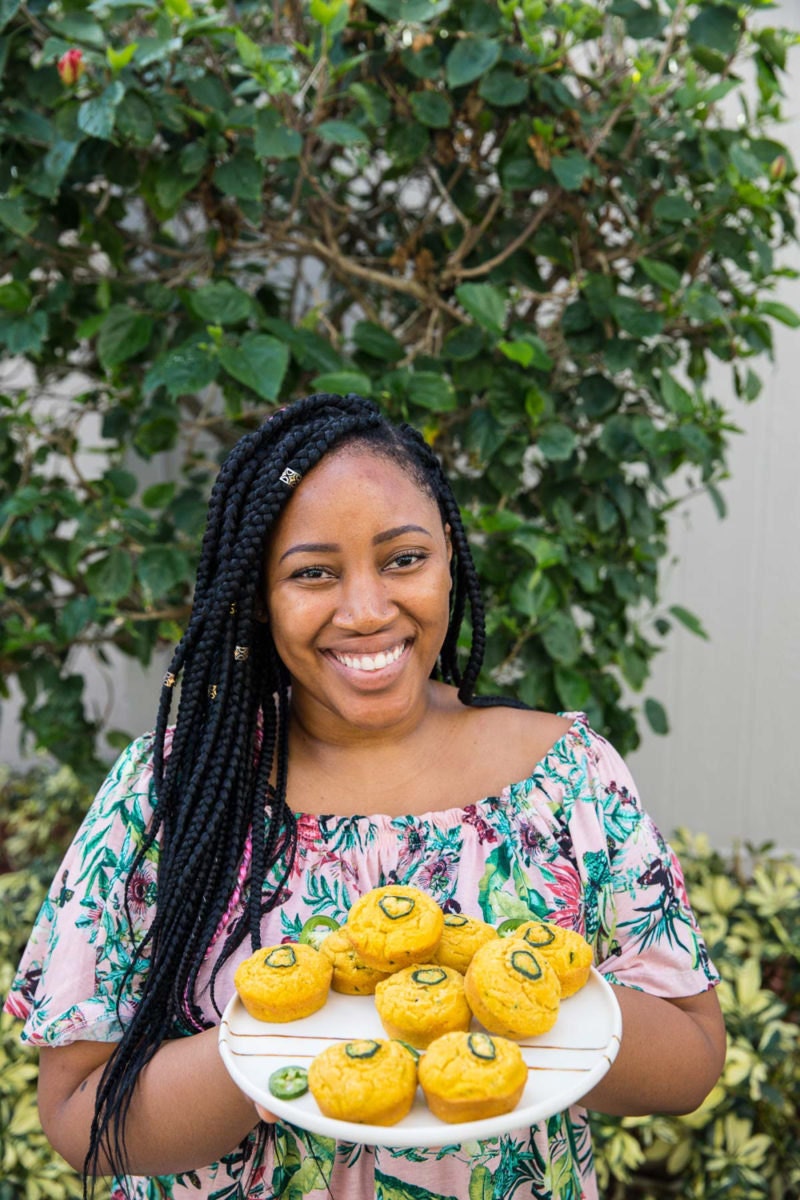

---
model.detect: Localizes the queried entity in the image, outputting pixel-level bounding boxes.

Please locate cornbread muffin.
[418,1031,528,1123]
[510,920,593,997]
[318,927,392,995]
[431,912,498,974]
[344,884,444,972]
[234,942,332,1023]
[374,964,472,1049]
[308,1038,418,1126]
[464,938,561,1038]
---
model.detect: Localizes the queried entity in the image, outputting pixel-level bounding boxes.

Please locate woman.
[6,392,725,1199]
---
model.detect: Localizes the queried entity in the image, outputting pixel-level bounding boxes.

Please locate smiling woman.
[4,393,725,1200]
[265,447,454,749]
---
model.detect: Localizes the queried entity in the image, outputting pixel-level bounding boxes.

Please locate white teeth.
[333,642,406,672]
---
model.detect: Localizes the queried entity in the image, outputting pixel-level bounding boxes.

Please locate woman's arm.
[38,1028,260,1177]
[580,985,726,1116]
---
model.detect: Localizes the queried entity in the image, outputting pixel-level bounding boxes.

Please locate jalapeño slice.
[510,948,543,981]
[265,946,297,969]
[496,918,527,937]
[378,894,416,920]
[443,914,469,927]
[395,1040,422,1062]
[269,1065,309,1100]
[298,915,339,950]
[468,1033,497,1061]
[345,1039,381,1059]
[522,923,556,948]
[411,967,447,986]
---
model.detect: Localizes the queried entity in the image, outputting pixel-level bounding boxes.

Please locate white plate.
[218,967,621,1148]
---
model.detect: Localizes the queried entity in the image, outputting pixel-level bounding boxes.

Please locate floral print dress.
[5,713,718,1200]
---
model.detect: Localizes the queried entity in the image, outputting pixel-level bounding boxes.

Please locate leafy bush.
[2,767,798,1199]
[0,764,97,1200]
[0,0,798,778]
[591,831,800,1200]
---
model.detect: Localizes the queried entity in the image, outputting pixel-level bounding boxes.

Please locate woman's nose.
[332,571,396,630]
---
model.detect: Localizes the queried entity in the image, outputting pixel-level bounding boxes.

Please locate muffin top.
[345,884,444,969]
[234,942,332,1000]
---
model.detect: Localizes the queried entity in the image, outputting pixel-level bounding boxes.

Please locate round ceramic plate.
[218,967,621,1148]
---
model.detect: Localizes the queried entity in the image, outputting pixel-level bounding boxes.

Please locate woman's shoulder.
[439,700,576,800]
[465,700,574,756]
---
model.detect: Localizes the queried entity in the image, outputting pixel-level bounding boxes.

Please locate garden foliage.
[1,766,797,1199]
[0,0,798,774]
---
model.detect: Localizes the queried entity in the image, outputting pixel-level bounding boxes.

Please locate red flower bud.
[57,48,85,86]
[770,155,787,183]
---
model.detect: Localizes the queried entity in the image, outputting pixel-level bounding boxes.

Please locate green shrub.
[591,831,800,1199]
[1,767,797,1199]
[0,0,798,777]
[0,764,96,1200]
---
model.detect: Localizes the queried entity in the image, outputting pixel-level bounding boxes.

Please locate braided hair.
[86,392,491,1186]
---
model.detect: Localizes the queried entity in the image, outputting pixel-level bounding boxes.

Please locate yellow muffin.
[509,920,593,998]
[308,1038,418,1125]
[318,927,393,995]
[344,885,444,972]
[431,912,499,974]
[464,938,561,1038]
[419,1031,528,1123]
[234,943,332,1023]
[374,964,472,1049]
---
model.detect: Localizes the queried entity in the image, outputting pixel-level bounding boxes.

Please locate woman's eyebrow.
[279,524,433,562]
[373,524,432,544]
[279,541,337,562]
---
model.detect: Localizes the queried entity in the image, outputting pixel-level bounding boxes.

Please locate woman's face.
[264,446,452,741]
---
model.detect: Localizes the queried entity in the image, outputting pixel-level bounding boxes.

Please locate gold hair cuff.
[234,645,250,662]
[163,672,176,688]
[279,466,302,489]
[208,684,218,700]
[229,602,237,615]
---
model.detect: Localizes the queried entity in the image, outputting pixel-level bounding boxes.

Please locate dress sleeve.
[571,726,719,998]
[3,734,161,1047]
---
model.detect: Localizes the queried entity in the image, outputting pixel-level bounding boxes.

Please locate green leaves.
[317,120,369,146]
[77,81,125,140]
[218,333,289,401]
[84,548,134,603]
[445,37,499,88]
[189,282,252,325]
[687,5,741,61]
[0,0,797,770]
[409,91,452,128]
[97,307,154,371]
[455,284,508,336]
[551,152,593,192]
[255,108,302,159]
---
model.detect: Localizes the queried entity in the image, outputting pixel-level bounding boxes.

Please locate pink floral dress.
[5,713,718,1200]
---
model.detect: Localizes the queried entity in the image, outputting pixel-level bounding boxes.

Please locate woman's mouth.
[328,640,408,673]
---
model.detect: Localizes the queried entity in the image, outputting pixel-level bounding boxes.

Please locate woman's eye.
[293,565,330,580]
[389,550,425,569]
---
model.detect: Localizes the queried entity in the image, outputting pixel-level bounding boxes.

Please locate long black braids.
[85,393,492,1190]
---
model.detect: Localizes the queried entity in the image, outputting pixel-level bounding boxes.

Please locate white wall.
[627,0,800,852]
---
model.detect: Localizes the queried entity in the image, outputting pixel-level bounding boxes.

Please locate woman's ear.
[254,594,269,624]
[444,522,453,564]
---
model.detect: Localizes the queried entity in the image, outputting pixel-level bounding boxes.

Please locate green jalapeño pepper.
[269,1065,309,1100]
[298,915,340,950]
[496,918,528,937]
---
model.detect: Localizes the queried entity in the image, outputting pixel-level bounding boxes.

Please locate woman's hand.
[256,1103,279,1123]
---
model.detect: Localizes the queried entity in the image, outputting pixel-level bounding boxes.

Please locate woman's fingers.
[255,1103,279,1123]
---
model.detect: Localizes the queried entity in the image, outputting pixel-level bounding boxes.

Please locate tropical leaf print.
[7,716,719,1200]
[375,1172,458,1200]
